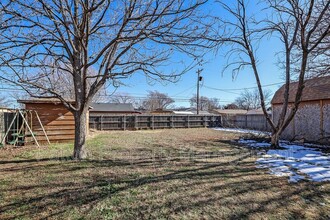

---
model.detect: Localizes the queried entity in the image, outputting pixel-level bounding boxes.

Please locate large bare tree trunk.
[217,0,330,149]
[73,110,88,159]
[271,131,280,147]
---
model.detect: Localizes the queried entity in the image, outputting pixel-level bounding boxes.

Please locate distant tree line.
[108,90,221,111]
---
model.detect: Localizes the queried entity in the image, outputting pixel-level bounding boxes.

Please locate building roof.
[17,98,75,104]
[90,103,136,112]
[272,76,330,104]
[246,108,271,115]
[172,111,194,115]
[213,109,248,115]
[190,110,212,115]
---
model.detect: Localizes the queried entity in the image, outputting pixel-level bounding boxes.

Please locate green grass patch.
[0,128,329,219]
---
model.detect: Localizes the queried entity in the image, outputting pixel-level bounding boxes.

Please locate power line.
[0,87,235,103]
[0,84,245,104]
[0,87,24,91]
[171,85,196,97]
[203,81,284,92]
[203,85,241,95]
[97,94,234,103]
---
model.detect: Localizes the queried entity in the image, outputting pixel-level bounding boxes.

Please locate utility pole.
[196,68,203,115]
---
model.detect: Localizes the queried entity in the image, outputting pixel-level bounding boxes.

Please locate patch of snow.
[238,139,257,144]
[239,139,330,183]
[212,127,270,136]
[238,138,271,148]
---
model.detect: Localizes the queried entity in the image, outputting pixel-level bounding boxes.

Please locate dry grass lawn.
[0,128,330,219]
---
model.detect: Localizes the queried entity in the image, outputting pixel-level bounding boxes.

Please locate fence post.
[203,116,207,128]
[100,116,103,131]
[152,115,155,130]
[245,115,248,128]
[170,115,174,128]
[187,115,190,128]
[134,115,137,130]
[123,115,126,131]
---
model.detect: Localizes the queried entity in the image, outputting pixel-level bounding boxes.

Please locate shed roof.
[213,109,248,115]
[271,76,330,104]
[90,103,136,112]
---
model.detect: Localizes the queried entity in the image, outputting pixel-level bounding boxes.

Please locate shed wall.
[25,103,76,143]
[272,100,330,143]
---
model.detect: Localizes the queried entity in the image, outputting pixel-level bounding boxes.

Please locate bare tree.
[25,67,108,101]
[0,0,215,159]
[0,95,10,108]
[109,93,135,104]
[217,0,330,147]
[235,89,272,110]
[190,95,221,111]
[142,90,174,111]
[307,37,330,77]
[224,103,239,109]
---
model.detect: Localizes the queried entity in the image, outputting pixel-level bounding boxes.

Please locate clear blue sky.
[110,1,286,107]
[0,0,286,108]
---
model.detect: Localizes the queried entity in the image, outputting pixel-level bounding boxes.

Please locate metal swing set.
[0,109,50,147]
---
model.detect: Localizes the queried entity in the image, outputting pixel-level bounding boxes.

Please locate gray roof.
[90,103,135,112]
[246,108,271,115]
[213,109,248,115]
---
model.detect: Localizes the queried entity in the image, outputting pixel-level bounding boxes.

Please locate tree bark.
[73,110,88,160]
[270,131,280,148]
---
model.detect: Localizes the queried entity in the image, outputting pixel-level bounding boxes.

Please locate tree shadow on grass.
[0,140,329,219]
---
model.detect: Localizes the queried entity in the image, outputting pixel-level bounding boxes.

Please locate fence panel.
[89,114,221,131]
[221,114,271,132]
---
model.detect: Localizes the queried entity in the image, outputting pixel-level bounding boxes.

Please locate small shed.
[89,103,141,116]
[271,76,330,143]
[18,99,83,143]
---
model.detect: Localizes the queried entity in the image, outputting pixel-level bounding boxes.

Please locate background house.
[212,109,248,116]
[246,108,271,115]
[150,109,174,114]
[272,76,330,143]
[172,108,213,115]
[89,103,141,116]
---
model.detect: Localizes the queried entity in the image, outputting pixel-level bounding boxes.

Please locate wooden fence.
[0,110,18,144]
[89,114,221,130]
[221,114,271,132]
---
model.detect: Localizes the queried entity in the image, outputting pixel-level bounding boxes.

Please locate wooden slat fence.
[89,114,221,130]
[221,114,271,132]
[0,110,19,144]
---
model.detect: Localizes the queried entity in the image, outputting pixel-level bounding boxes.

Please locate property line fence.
[89,114,221,130]
[0,110,18,144]
[221,114,271,132]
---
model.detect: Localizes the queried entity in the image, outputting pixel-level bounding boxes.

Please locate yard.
[0,128,330,219]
